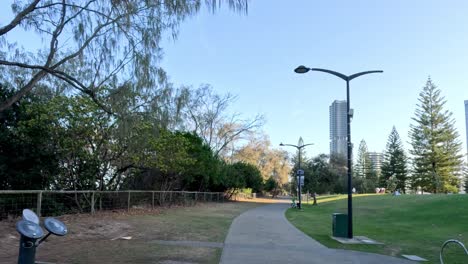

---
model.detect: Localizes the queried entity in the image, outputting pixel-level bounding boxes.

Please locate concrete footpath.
[220,203,413,264]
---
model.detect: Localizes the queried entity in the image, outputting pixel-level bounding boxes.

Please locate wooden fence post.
[127,191,131,211]
[36,191,42,217]
[91,191,95,214]
[152,191,155,210]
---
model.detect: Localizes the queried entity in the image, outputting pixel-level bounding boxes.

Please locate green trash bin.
[332,213,348,238]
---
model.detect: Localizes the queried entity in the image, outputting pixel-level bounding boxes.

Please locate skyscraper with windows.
[367,152,384,175]
[329,100,347,158]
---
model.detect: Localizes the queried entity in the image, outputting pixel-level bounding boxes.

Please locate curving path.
[220,203,413,264]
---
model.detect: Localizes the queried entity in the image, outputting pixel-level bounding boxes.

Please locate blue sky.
[160,0,468,158]
[1,1,468,159]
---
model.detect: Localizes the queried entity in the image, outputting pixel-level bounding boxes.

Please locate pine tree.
[380,126,408,192]
[409,78,463,193]
[463,163,468,193]
[354,140,375,192]
[354,140,371,178]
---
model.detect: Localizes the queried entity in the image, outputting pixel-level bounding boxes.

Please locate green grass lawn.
[286,194,468,264]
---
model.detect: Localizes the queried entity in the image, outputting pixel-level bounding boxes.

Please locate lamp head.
[44,218,68,236]
[294,65,310,74]
[298,137,304,147]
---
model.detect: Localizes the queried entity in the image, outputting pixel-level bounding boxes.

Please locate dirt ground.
[0,202,259,264]
[1,209,155,263]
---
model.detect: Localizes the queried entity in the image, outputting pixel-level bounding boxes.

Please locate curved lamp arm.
[279,143,299,149]
[279,143,314,149]
[298,67,383,82]
[310,68,348,81]
[348,70,383,81]
[300,143,314,148]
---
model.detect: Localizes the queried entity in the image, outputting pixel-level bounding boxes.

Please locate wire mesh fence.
[0,190,225,221]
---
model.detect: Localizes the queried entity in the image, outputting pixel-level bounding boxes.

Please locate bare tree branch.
[186,85,264,157]
[0,0,41,36]
[0,0,248,113]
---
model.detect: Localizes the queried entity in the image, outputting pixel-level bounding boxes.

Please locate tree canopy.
[0,80,263,193]
[380,126,408,192]
[0,0,247,113]
[409,78,463,193]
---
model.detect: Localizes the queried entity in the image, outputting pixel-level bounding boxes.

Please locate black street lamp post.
[294,65,382,238]
[280,137,313,210]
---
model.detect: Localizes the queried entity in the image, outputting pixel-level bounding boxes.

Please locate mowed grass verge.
[0,202,260,264]
[286,194,468,264]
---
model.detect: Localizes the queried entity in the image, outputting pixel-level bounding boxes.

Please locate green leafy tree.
[222,162,247,197]
[364,165,378,193]
[409,78,463,193]
[307,154,335,194]
[44,91,143,191]
[179,132,220,191]
[386,175,398,193]
[329,154,347,193]
[301,154,346,195]
[380,126,408,192]
[0,83,59,189]
[128,129,195,191]
[2,81,255,193]
[264,176,279,197]
[244,166,263,193]
[49,95,108,191]
[301,155,320,194]
[177,132,264,193]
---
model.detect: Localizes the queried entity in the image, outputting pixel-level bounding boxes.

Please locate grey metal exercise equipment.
[16,209,68,264]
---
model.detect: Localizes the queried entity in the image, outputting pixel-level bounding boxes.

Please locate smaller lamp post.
[280,137,313,209]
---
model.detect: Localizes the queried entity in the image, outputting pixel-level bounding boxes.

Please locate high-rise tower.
[330,100,347,158]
